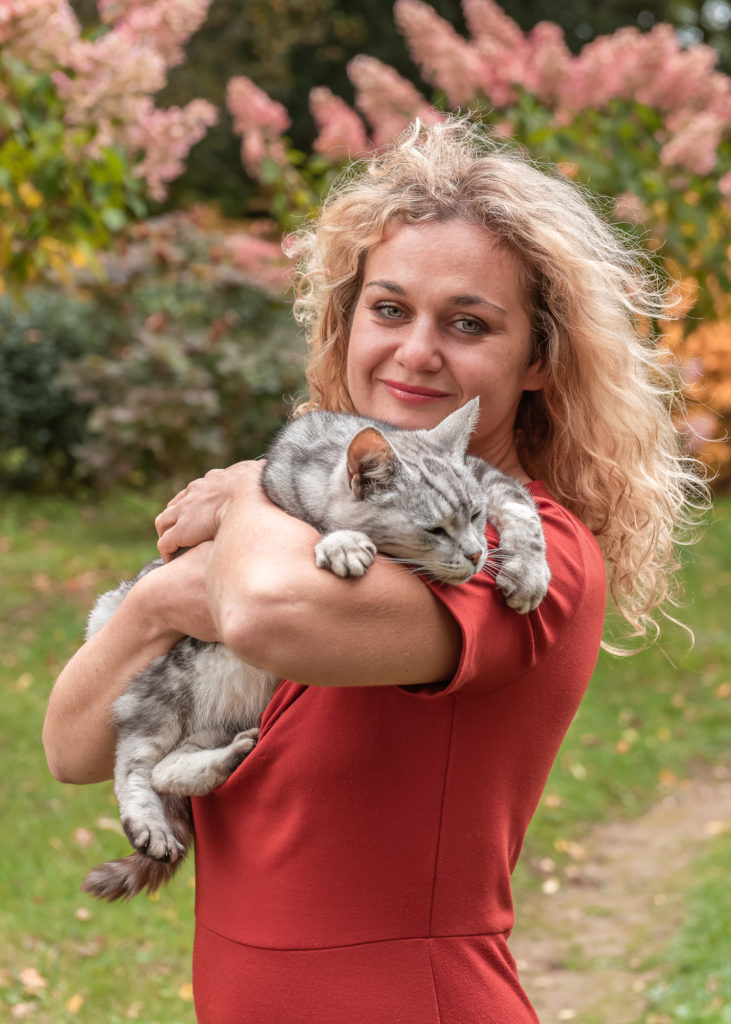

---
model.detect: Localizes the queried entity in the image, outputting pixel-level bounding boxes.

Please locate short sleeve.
[411,483,607,697]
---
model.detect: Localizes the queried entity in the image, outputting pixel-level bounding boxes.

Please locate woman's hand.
[155,461,265,561]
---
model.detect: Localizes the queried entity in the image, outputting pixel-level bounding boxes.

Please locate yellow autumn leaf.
[17,182,43,209]
[178,982,194,1001]
[66,994,85,1014]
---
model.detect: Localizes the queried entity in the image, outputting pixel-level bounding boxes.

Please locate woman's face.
[346,219,545,472]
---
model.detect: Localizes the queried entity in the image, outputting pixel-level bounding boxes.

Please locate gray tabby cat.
[81,398,550,901]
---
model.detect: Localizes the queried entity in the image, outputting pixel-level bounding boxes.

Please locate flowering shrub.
[55,210,303,490]
[1,208,303,491]
[0,0,217,286]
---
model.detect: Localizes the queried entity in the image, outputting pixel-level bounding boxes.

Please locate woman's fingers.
[154,461,265,561]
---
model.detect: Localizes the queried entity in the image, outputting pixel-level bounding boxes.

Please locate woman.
[43,118,705,1023]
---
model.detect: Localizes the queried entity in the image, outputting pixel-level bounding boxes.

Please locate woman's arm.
[158,462,462,689]
[209,500,461,687]
[42,544,217,784]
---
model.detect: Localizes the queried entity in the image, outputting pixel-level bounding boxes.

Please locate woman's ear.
[522,356,547,393]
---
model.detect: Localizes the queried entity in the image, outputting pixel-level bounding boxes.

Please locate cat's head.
[343,400,488,584]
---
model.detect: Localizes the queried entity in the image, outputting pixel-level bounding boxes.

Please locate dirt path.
[510,767,731,1024]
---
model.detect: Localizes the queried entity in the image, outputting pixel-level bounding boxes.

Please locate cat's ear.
[428,398,480,457]
[346,427,398,498]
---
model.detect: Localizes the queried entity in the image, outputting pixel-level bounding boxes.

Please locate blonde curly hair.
[287,116,710,648]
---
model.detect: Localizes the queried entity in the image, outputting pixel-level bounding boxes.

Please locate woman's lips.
[381,379,450,403]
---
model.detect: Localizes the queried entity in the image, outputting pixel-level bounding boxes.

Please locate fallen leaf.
[11,1004,36,1019]
[14,673,33,693]
[543,793,563,808]
[554,838,586,860]
[178,982,194,1001]
[31,574,52,594]
[125,1002,143,1019]
[73,828,95,849]
[75,907,92,921]
[66,994,84,1014]
[541,877,561,895]
[19,967,46,993]
[704,820,729,836]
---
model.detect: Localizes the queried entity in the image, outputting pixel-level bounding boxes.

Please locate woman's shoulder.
[416,481,607,697]
[527,480,606,581]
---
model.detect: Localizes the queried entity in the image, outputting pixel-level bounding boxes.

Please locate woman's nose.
[393,322,443,373]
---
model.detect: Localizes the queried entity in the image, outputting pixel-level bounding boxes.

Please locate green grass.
[640,832,731,1024]
[1,491,196,1024]
[1,491,729,1021]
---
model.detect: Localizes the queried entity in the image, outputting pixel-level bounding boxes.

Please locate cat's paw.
[315,530,377,577]
[122,817,185,862]
[495,558,551,614]
[232,726,260,753]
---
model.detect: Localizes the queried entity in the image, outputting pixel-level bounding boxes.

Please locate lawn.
[1,491,729,1022]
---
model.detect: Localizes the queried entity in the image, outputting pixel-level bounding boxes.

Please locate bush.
[1,212,305,493]
[0,289,112,489]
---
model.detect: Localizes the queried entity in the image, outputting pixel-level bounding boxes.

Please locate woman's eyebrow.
[364,279,406,295]
[450,293,507,315]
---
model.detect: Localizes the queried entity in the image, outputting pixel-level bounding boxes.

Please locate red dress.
[191,483,606,1023]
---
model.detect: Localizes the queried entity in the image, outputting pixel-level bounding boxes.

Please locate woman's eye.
[454,315,486,334]
[373,302,404,320]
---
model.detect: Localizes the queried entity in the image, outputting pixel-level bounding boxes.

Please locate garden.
[1,1,730,1021]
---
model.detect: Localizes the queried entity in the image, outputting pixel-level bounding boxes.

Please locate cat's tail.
[81,851,185,901]
[81,798,193,902]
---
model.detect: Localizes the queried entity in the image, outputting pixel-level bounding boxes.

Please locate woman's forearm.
[42,584,181,784]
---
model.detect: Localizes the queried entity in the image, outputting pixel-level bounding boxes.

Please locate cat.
[81,398,550,901]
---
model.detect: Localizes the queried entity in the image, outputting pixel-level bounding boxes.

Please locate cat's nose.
[467,551,482,565]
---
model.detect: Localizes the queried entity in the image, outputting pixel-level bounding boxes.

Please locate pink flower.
[0,0,216,199]
[347,55,441,148]
[100,0,212,69]
[226,76,291,175]
[394,0,485,107]
[612,191,647,225]
[131,100,218,200]
[462,0,524,52]
[524,22,573,106]
[659,113,724,176]
[309,87,371,161]
[225,232,293,293]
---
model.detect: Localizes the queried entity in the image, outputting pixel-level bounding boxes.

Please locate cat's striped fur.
[81,399,550,901]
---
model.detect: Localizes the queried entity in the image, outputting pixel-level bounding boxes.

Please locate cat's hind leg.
[114,730,188,862]
[151,727,260,797]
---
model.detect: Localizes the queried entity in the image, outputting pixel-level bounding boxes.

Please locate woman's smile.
[379,379,451,403]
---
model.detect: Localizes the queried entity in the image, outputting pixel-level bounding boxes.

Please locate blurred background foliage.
[1,0,730,491]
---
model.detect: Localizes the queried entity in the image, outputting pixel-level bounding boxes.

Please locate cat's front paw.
[495,558,551,614]
[122,817,185,862]
[315,530,377,577]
